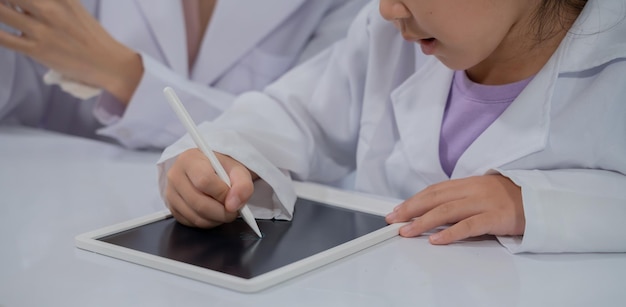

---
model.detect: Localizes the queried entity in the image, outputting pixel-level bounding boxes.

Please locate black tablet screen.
[98,198,388,279]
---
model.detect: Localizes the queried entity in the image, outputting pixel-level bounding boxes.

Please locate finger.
[164,167,215,228]
[166,151,237,226]
[168,206,194,227]
[166,187,208,228]
[6,0,52,20]
[0,3,36,39]
[0,29,29,50]
[179,149,231,203]
[429,214,494,245]
[178,170,238,223]
[220,157,254,212]
[168,187,221,228]
[398,199,479,237]
[388,180,466,223]
[41,0,98,39]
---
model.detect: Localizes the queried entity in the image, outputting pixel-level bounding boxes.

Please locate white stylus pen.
[163,87,262,238]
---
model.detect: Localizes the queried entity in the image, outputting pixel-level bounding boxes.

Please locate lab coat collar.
[135,0,188,76]
[390,57,452,182]
[190,0,305,84]
[391,49,554,180]
[559,0,626,73]
[387,0,625,181]
[453,55,556,178]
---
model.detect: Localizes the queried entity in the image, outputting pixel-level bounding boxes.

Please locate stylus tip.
[251,224,263,238]
[239,206,262,238]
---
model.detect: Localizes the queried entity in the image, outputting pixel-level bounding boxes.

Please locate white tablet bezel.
[75,181,403,293]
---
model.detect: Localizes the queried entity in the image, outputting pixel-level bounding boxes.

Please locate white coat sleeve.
[157,127,298,220]
[94,53,236,149]
[94,0,371,150]
[0,45,102,138]
[0,39,17,118]
[211,3,375,184]
[495,168,626,253]
[157,3,376,218]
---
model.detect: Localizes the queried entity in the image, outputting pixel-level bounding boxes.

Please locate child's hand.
[385,174,525,244]
[164,148,255,228]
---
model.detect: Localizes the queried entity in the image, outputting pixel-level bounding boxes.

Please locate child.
[158,0,626,253]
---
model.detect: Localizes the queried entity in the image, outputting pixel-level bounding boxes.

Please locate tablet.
[75,182,402,293]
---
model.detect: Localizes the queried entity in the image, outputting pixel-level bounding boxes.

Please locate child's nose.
[379,0,411,21]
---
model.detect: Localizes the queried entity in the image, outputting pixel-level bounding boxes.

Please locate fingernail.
[400,224,413,236]
[386,212,397,222]
[393,205,400,212]
[227,196,241,211]
[429,232,442,243]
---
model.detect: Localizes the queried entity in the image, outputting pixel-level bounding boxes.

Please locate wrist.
[100,47,144,106]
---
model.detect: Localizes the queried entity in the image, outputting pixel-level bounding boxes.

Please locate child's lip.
[418,38,437,55]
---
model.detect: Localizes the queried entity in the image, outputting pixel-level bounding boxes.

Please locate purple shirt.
[439,70,533,177]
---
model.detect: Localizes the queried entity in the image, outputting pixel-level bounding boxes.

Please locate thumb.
[219,155,254,212]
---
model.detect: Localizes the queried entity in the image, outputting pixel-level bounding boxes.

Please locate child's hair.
[532,0,588,42]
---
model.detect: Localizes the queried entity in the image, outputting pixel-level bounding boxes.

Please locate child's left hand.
[385,174,525,244]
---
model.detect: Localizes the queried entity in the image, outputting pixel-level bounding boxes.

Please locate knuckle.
[436,203,453,216]
[216,189,229,204]
[422,184,442,203]
[188,194,205,215]
[32,2,58,16]
[462,217,487,236]
[463,218,476,233]
[166,168,179,185]
[26,22,45,38]
[193,173,213,190]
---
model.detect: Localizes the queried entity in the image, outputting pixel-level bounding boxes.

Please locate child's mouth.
[418,38,437,55]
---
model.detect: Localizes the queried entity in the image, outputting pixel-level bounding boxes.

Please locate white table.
[1,126,625,307]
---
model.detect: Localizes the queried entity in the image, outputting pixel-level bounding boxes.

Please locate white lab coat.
[159,0,626,253]
[0,0,369,148]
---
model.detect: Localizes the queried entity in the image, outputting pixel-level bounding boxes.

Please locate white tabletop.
[1,126,625,307]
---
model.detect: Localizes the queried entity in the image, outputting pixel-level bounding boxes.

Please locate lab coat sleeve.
[94,53,236,149]
[0,40,17,118]
[211,3,375,184]
[94,0,370,150]
[157,3,375,218]
[157,126,297,220]
[495,168,626,253]
[0,45,103,138]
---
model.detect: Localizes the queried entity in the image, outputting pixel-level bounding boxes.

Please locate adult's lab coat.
[0,0,369,148]
[159,0,626,253]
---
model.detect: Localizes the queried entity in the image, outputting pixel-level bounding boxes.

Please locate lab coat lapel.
[191,0,305,84]
[450,0,626,178]
[391,52,554,181]
[135,0,188,75]
[391,57,453,182]
[452,61,555,178]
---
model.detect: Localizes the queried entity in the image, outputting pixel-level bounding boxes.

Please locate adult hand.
[0,0,143,104]
[385,174,525,244]
[165,148,256,228]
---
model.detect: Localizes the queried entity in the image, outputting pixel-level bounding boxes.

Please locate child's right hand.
[164,148,255,228]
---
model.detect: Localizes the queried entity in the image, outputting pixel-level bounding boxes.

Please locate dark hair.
[532,0,588,42]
